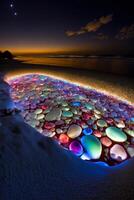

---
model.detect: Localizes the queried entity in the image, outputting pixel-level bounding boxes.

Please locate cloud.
[115,24,134,40]
[66,14,113,37]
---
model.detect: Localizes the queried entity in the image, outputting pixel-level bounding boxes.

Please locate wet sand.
[0,60,134,104]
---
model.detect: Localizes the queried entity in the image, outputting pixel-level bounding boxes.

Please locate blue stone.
[82,127,93,135]
[71,101,81,107]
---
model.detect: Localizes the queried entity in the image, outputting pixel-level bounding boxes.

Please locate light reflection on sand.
[6,70,134,106]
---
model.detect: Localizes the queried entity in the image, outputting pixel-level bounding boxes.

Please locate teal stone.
[97,119,107,127]
[106,126,127,142]
[62,111,73,118]
[81,135,102,159]
[84,103,94,110]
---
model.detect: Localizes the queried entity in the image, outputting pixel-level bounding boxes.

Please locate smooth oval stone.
[100,137,112,147]
[62,107,70,111]
[71,101,81,107]
[110,144,127,161]
[56,128,63,134]
[87,119,94,125]
[115,121,125,128]
[34,108,43,115]
[106,126,127,142]
[94,113,101,119]
[94,109,101,114]
[42,129,55,137]
[69,140,83,156]
[67,124,82,138]
[124,129,134,137]
[93,130,102,138]
[37,114,45,120]
[62,111,73,118]
[81,135,102,159]
[44,122,55,129]
[84,102,94,110]
[45,108,62,121]
[127,146,134,157]
[61,102,68,107]
[97,119,107,127]
[82,127,93,135]
[59,134,69,144]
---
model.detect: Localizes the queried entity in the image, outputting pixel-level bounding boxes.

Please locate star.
[14,12,18,16]
[10,4,14,8]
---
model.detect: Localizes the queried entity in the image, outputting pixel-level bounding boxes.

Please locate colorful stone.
[81,135,102,159]
[67,124,82,138]
[106,126,127,142]
[82,127,93,135]
[110,144,127,161]
[69,140,83,156]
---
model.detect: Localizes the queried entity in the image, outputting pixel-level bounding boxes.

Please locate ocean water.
[16,54,134,76]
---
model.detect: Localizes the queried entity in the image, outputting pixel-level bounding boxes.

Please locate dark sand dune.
[0,67,134,200]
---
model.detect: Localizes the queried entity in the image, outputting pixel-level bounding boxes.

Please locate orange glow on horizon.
[0,46,82,54]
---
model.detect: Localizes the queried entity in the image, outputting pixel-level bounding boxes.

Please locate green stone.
[124,129,134,137]
[97,119,107,127]
[84,103,94,110]
[62,111,73,118]
[106,126,127,142]
[81,135,102,159]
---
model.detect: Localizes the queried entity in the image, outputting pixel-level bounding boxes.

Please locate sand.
[0,75,134,200]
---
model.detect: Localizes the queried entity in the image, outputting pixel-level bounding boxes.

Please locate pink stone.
[100,137,112,147]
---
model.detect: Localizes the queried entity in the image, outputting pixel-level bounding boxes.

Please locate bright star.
[10,4,14,8]
[14,12,18,16]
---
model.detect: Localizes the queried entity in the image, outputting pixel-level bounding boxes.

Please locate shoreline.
[0,60,134,104]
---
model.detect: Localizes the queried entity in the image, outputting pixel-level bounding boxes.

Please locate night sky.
[0,0,134,54]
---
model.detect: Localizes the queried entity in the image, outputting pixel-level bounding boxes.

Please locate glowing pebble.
[81,135,102,159]
[82,127,93,135]
[100,137,112,147]
[110,144,127,161]
[84,103,94,110]
[93,130,102,138]
[106,126,127,142]
[59,134,69,144]
[69,140,83,156]
[42,129,55,137]
[124,129,134,137]
[37,114,45,120]
[67,124,82,138]
[34,108,43,115]
[62,111,73,118]
[127,146,134,157]
[71,101,81,107]
[97,119,107,127]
